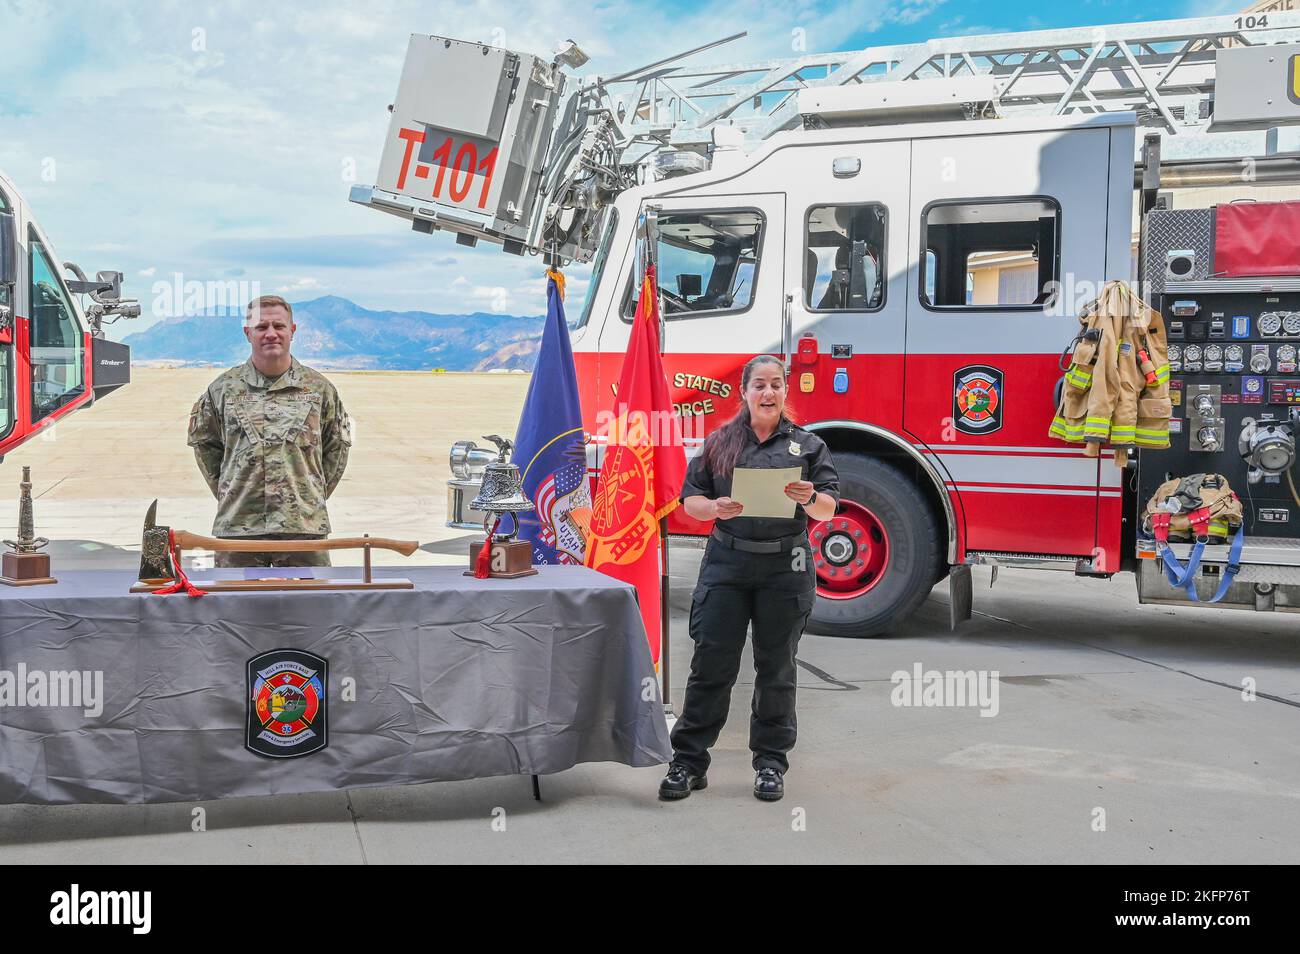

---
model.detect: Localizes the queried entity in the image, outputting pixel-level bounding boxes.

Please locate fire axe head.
[138,499,177,583]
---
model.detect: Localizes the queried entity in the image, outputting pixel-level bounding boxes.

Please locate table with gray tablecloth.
[0,565,672,805]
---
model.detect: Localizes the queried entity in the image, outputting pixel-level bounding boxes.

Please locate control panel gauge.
[1204,344,1223,362]
[1183,344,1203,362]
[1225,345,1244,363]
[1167,345,1181,363]
[1285,313,1300,336]
[1260,312,1283,335]
[1279,345,1298,363]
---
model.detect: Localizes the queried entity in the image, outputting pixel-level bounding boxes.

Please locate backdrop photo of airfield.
[0,367,1297,864]
[0,367,529,569]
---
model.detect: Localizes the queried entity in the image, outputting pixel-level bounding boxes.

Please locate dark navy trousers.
[670,534,816,775]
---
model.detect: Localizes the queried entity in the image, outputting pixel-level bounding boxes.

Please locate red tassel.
[152,529,207,597]
[475,517,501,579]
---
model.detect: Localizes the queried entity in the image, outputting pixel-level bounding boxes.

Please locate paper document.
[729,466,803,519]
[243,568,316,580]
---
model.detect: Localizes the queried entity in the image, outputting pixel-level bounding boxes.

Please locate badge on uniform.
[788,441,801,456]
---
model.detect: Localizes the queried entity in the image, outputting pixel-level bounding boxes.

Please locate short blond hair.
[246,295,293,321]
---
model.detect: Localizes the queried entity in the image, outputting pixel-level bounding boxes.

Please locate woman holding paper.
[660,355,839,803]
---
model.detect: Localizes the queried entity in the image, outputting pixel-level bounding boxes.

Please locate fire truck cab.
[0,170,136,460]
[565,110,1135,634]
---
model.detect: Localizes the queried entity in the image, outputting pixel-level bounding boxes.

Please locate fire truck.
[0,169,138,461]
[352,13,1300,634]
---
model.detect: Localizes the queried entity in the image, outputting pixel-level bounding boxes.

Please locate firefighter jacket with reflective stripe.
[1049,281,1171,452]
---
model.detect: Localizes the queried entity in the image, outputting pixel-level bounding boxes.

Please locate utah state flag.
[507,271,591,564]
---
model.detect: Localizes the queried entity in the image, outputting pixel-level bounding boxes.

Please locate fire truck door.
[902,127,1117,558]
[781,140,911,433]
[610,193,785,434]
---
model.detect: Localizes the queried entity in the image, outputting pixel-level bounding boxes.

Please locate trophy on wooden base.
[2,466,56,586]
[467,435,538,579]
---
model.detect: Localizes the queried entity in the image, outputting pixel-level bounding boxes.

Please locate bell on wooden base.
[466,435,539,579]
[1,466,56,587]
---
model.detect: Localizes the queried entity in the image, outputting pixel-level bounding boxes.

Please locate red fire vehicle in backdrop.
[353,16,1300,634]
[0,169,137,461]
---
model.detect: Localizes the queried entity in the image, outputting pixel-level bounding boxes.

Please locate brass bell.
[470,435,535,541]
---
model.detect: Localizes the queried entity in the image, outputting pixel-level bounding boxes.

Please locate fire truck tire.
[806,452,941,638]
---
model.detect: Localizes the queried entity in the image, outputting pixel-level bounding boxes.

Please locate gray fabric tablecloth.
[0,565,672,804]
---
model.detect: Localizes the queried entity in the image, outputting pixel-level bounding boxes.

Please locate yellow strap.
[547,268,566,300]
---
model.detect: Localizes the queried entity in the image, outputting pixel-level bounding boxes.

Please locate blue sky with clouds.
[0,0,1240,334]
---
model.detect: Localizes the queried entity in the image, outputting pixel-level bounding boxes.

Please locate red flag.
[584,265,687,664]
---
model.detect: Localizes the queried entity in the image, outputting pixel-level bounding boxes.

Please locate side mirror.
[0,210,16,289]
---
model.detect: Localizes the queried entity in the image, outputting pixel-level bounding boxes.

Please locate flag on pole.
[585,264,687,664]
[508,270,591,565]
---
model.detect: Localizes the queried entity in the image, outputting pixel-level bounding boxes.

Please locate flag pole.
[642,208,674,720]
[655,265,674,718]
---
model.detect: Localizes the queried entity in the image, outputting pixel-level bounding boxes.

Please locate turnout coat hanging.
[1049,280,1172,459]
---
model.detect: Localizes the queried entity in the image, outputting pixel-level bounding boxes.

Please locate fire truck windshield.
[574,210,618,330]
[27,227,86,422]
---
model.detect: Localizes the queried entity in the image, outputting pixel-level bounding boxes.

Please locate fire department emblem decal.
[246,649,328,759]
[953,365,1004,435]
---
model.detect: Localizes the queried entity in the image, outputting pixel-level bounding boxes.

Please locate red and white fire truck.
[354,14,1300,634]
[0,169,137,460]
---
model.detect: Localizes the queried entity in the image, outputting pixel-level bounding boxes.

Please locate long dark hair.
[702,355,793,479]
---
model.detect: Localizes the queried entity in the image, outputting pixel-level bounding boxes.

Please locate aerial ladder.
[351,11,1300,263]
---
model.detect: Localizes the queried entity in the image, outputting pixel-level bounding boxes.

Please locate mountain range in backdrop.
[121,296,546,372]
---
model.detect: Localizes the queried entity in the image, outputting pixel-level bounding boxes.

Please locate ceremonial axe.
[138,500,419,584]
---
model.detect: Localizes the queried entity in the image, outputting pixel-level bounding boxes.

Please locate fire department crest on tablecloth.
[246,649,328,759]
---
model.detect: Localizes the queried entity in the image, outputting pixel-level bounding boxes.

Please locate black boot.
[659,762,707,800]
[754,767,784,801]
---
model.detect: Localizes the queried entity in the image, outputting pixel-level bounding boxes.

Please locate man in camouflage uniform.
[188,295,352,567]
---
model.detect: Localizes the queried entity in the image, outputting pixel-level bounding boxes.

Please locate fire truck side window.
[920,197,1060,310]
[0,191,10,437]
[623,210,763,321]
[28,229,86,422]
[805,204,886,311]
[0,338,9,439]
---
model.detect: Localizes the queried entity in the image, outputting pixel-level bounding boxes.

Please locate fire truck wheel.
[806,452,941,638]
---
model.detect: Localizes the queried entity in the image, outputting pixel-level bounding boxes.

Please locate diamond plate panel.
[1142,208,1216,295]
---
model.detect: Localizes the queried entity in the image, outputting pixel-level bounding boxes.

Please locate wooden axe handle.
[172,532,419,557]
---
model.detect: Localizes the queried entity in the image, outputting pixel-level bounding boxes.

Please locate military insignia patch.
[953,365,1004,435]
[246,649,328,759]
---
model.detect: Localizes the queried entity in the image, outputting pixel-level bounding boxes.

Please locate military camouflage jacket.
[188,358,352,536]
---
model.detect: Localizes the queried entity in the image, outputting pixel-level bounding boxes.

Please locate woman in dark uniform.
[660,355,839,802]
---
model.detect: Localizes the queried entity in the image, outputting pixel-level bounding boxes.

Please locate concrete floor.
[0,547,1297,864]
[2,370,1298,863]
